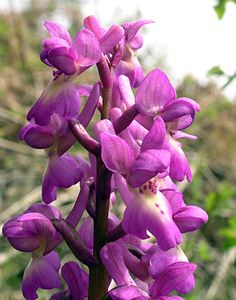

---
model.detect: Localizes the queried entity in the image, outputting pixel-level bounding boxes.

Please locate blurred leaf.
[219,217,236,248]
[214,0,236,19]
[207,66,224,76]
[198,240,213,262]
[214,2,226,19]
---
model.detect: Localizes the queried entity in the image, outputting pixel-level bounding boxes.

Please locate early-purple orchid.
[2,15,208,300]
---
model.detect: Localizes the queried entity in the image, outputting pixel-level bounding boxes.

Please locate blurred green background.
[0,0,236,299]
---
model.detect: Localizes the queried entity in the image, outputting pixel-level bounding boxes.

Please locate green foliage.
[214,0,236,19]
[207,66,224,76]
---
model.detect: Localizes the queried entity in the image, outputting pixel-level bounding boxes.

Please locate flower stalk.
[88,77,112,300]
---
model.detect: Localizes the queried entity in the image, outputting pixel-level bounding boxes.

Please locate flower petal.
[42,37,70,50]
[118,75,135,107]
[78,217,94,249]
[83,15,106,40]
[136,68,176,117]
[100,132,135,174]
[75,29,101,67]
[128,150,170,188]
[125,20,154,43]
[165,136,192,182]
[162,191,185,215]
[19,123,54,149]
[93,119,115,140]
[148,246,188,278]
[109,285,149,300]
[47,47,77,75]
[22,252,61,300]
[162,98,197,130]
[27,77,81,126]
[100,24,124,53]
[44,20,72,44]
[150,262,197,297]
[79,82,101,127]
[122,191,182,250]
[173,131,198,140]
[25,203,61,220]
[2,212,57,252]
[173,205,208,233]
[141,117,166,152]
[61,261,88,300]
[100,242,136,286]
[42,154,83,203]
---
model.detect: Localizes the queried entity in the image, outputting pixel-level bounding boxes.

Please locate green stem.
[88,85,112,300]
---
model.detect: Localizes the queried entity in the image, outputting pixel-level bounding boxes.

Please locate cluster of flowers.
[2,16,208,300]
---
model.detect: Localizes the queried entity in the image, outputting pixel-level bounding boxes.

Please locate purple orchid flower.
[97,117,182,251]
[110,20,153,110]
[115,20,154,88]
[144,246,196,296]
[27,75,82,126]
[2,206,62,299]
[20,122,84,204]
[21,82,100,154]
[123,68,199,182]
[135,68,200,127]
[101,242,193,300]
[2,211,60,253]
[41,20,102,75]
[20,83,101,204]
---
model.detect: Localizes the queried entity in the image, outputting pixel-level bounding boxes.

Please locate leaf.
[207,66,224,76]
[214,2,226,19]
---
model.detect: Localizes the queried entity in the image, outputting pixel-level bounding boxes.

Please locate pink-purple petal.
[61,261,88,300]
[19,123,54,149]
[100,132,135,174]
[162,99,196,124]
[125,20,154,42]
[109,285,149,300]
[83,15,106,40]
[94,119,116,140]
[162,191,185,215]
[75,29,101,67]
[136,68,176,117]
[22,251,61,300]
[42,154,83,204]
[47,47,77,75]
[150,262,197,297]
[141,117,166,152]
[173,205,208,233]
[118,75,135,107]
[27,78,81,126]
[128,150,170,188]
[100,24,124,53]
[100,242,136,286]
[122,191,182,250]
[44,20,72,44]
[79,82,101,127]
[165,137,192,182]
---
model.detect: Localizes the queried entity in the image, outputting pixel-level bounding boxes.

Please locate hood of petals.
[135,68,176,117]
